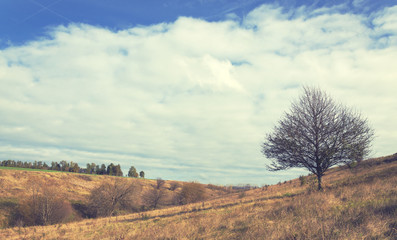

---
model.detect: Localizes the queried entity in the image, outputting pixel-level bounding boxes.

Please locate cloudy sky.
[0,0,396,185]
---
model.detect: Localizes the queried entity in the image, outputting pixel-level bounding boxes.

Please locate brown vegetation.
[0,167,231,229]
[88,178,141,217]
[179,182,207,205]
[0,154,396,239]
[143,178,167,209]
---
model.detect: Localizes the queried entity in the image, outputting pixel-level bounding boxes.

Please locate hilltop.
[0,153,396,239]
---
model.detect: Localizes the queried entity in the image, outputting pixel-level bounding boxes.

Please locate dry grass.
[0,170,101,201]
[0,170,230,203]
[0,154,396,239]
[0,168,233,229]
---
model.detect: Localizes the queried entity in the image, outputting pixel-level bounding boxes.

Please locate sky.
[0,0,396,185]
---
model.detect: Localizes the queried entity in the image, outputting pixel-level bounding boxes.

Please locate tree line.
[0,159,144,178]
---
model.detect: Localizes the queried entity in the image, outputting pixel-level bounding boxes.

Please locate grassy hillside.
[1,154,396,239]
[0,168,232,200]
[0,168,232,229]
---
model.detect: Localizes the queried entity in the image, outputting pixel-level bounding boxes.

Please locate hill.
[0,168,232,229]
[1,153,396,239]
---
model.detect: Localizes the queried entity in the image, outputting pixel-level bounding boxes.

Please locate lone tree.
[262,87,374,190]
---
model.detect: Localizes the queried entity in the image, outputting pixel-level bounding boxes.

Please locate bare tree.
[89,178,139,217]
[143,178,167,209]
[262,87,374,190]
[155,178,165,189]
[15,180,72,226]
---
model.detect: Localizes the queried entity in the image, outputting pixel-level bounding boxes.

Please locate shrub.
[10,183,73,226]
[179,182,206,205]
[71,200,95,219]
[88,178,140,217]
[169,181,181,191]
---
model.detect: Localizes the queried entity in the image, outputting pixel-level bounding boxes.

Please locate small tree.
[143,178,166,209]
[262,87,374,190]
[114,164,123,176]
[139,171,145,178]
[14,180,72,226]
[60,160,69,172]
[70,162,80,173]
[107,163,115,176]
[86,163,92,174]
[89,179,138,217]
[95,165,100,174]
[98,164,106,175]
[42,162,49,169]
[128,166,138,178]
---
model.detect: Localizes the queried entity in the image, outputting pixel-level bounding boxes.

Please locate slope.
[1,153,396,239]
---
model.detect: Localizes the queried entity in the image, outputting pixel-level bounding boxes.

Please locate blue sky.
[0,0,397,185]
[1,0,395,47]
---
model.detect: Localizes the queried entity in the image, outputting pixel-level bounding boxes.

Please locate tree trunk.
[317,174,323,191]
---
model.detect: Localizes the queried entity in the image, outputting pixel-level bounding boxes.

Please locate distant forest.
[0,159,144,178]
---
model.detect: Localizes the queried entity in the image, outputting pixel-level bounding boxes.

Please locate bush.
[71,200,95,219]
[169,181,181,191]
[0,198,18,228]
[88,179,140,217]
[10,183,73,226]
[179,182,206,205]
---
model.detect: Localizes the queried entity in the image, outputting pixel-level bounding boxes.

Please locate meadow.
[0,153,396,239]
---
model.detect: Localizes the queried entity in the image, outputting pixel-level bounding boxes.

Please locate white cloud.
[0,4,396,185]
[353,0,366,8]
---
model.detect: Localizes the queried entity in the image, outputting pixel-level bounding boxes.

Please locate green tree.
[37,161,43,169]
[99,164,106,175]
[70,162,80,173]
[128,166,138,178]
[139,171,145,178]
[86,163,92,174]
[95,165,100,174]
[107,163,115,176]
[114,164,123,176]
[60,160,69,172]
[43,162,49,169]
[16,161,23,168]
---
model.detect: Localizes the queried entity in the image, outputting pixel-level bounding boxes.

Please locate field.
[0,154,396,239]
[0,164,233,229]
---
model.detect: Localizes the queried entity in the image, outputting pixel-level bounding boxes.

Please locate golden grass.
[0,167,233,229]
[0,170,229,202]
[1,154,396,239]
